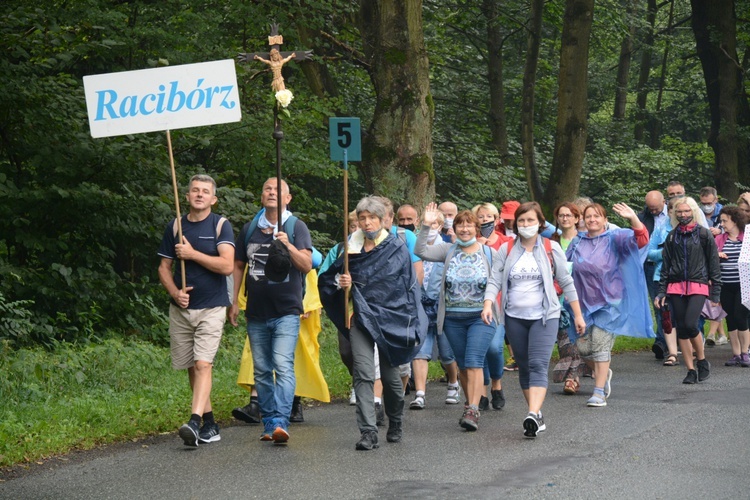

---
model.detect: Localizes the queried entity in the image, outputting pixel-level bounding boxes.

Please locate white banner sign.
[83,60,241,138]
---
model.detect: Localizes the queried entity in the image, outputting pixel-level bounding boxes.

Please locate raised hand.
[422,202,439,226]
[612,202,636,221]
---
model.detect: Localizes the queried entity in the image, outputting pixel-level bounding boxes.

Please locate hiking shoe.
[178,420,200,447]
[697,359,710,381]
[232,400,261,424]
[715,336,728,346]
[491,389,506,410]
[272,425,290,444]
[739,353,750,367]
[290,401,304,423]
[375,402,385,427]
[445,384,461,404]
[725,355,742,366]
[355,430,379,450]
[386,421,402,443]
[652,342,665,359]
[259,420,274,441]
[459,407,479,431]
[523,412,546,438]
[198,422,221,444]
[349,388,357,406]
[409,395,425,410]
[604,369,613,398]
[705,335,716,347]
[478,395,489,411]
[586,394,607,407]
[504,357,519,371]
[683,369,698,384]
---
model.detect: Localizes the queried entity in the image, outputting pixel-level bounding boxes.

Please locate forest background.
[0,0,748,467]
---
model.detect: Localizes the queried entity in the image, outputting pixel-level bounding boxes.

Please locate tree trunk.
[521,0,545,201]
[543,0,594,209]
[359,0,435,207]
[690,0,741,200]
[648,0,675,148]
[613,0,637,120]
[634,0,657,142]
[297,25,339,99]
[482,0,509,163]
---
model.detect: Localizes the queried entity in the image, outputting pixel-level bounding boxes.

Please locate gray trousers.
[350,322,404,432]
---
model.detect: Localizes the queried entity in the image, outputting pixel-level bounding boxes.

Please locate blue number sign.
[329,117,361,162]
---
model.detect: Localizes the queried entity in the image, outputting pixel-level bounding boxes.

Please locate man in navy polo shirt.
[158,174,235,447]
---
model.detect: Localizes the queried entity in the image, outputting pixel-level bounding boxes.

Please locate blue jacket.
[318,233,425,366]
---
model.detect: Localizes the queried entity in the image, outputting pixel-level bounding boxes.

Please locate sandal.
[563,378,580,395]
[663,353,680,366]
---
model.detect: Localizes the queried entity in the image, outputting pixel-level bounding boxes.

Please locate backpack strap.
[542,237,554,272]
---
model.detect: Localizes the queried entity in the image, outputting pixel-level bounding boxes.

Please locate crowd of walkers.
[161,175,749,450]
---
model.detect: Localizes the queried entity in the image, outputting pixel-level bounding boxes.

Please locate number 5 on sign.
[329,118,361,162]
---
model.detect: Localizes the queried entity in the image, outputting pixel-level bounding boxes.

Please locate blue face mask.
[456,237,476,247]
[364,229,381,240]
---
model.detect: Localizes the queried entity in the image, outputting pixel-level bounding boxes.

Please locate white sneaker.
[409,395,425,410]
[445,384,461,404]
[349,388,357,406]
[715,336,728,346]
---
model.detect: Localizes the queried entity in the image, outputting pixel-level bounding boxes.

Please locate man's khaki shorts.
[169,304,226,369]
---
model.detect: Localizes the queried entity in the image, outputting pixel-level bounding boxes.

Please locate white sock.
[416,391,425,397]
[374,397,382,404]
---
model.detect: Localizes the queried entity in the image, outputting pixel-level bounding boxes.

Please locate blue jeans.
[414,324,456,364]
[505,315,558,390]
[246,315,300,429]
[442,312,496,370]
[483,323,505,386]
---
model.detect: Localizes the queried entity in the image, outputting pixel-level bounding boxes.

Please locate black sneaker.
[198,422,221,444]
[355,430,379,450]
[478,395,489,411]
[523,412,546,439]
[386,421,402,443]
[290,400,304,423]
[232,400,261,424]
[651,342,665,360]
[375,402,385,427]
[178,420,200,447]
[683,369,698,384]
[697,358,710,382]
[491,389,506,410]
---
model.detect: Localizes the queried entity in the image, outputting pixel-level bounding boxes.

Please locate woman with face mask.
[472,203,514,411]
[481,202,586,438]
[415,203,498,432]
[656,197,722,384]
[566,203,653,407]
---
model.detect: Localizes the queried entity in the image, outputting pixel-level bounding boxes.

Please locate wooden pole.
[166,130,186,291]
[343,149,350,328]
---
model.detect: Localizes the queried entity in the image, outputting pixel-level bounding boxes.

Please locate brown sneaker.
[459,407,479,431]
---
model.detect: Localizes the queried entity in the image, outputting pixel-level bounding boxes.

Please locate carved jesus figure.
[254,48,296,92]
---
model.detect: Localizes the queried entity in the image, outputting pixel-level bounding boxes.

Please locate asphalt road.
[1,347,749,500]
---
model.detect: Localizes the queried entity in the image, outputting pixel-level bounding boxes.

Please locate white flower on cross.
[275,89,294,108]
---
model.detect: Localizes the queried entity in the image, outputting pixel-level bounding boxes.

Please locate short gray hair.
[356,196,387,220]
[189,174,217,195]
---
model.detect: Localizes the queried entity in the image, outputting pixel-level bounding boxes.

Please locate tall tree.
[613,0,637,120]
[521,0,545,201]
[544,0,595,208]
[634,0,657,142]
[482,0,509,163]
[690,0,743,200]
[359,0,435,206]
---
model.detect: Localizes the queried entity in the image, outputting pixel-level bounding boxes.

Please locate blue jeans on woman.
[442,312,496,370]
[483,323,505,386]
[246,315,300,431]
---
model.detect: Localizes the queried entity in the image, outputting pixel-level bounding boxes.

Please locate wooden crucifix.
[238,23,313,93]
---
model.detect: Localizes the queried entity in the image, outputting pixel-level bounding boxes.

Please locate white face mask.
[443,218,454,230]
[517,224,539,239]
[427,228,439,243]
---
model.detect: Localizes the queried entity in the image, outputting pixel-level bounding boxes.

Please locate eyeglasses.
[557,214,574,219]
